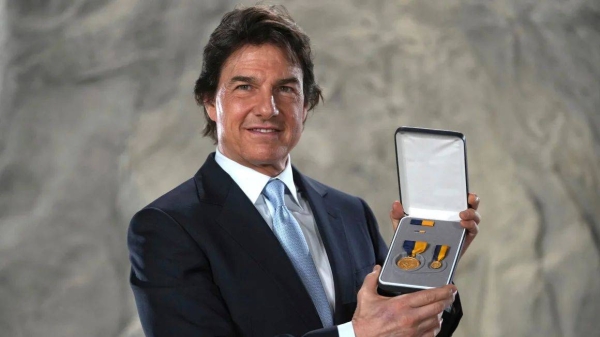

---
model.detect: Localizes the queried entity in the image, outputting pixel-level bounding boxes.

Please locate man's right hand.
[351,265,456,337]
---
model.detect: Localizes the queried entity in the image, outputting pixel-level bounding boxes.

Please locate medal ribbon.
[403,240,428,257]
[410,219,435,226]
[433,244,450,262]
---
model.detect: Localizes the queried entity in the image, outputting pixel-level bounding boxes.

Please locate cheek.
[288,113,306,139]
[217,105,247,137]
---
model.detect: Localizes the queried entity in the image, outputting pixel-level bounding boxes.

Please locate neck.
[251,163,286,177]
[217,148,288,178]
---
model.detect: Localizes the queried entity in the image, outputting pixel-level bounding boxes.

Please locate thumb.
[361,265,381,293]
[390,201,405,231]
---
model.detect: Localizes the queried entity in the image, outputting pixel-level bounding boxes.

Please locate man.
[128,5,481,337]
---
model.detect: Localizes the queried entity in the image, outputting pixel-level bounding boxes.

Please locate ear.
[204,96,217,122]
[301,104,309,124]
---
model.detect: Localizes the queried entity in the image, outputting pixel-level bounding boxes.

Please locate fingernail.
[452,290,457,301]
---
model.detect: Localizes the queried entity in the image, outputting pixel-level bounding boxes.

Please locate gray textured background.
[1,0,599,336]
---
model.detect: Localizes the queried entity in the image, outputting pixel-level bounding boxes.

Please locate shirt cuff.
[337,321,356,337]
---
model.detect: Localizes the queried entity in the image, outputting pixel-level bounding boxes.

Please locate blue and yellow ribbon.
[430,244,450,269]
[403,240,428,257]
[410,219,435,226]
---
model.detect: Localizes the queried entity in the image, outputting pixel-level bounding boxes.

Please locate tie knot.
[262,179,286,207]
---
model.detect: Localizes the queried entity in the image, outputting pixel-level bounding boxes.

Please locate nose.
[255,90,279,119]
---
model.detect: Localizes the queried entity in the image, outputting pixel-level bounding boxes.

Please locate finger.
[435,319,443,336]
[411,294,454,323]
[460,220,479,237]
[418,316,443,336]
[467,193,480,210]
[422,318,443,337]
[459,209,481,225]
[389,200,405,231]
[404,285,456,308]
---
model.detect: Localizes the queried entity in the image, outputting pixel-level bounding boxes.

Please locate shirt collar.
[214,149,301,206]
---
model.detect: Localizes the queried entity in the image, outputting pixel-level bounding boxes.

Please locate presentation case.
[378,127,469,295]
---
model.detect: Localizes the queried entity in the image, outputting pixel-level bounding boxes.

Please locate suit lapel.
[195,154,322,329]
[294,170,355,324]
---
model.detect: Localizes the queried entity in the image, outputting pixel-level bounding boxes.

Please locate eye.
[278,86,294,93]
[236,84,252,91]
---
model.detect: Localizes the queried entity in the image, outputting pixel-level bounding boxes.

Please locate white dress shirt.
[215,150,355,336]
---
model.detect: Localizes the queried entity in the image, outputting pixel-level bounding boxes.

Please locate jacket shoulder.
[301,175,367,208]
[144,177,199,212]
[129,176,219,241]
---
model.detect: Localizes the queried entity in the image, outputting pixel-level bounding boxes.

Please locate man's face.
[205,43,308,176]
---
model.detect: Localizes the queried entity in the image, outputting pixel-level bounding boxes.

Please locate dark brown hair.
[194,5,323,142]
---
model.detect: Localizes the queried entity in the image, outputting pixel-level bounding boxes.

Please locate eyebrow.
[228,76,301,86]
[274,77,301,87]
[229,76,257,85]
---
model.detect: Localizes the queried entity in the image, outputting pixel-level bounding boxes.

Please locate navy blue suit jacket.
[128,153,462,336]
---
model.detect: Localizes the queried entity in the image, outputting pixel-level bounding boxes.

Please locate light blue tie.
[262,179,333,327]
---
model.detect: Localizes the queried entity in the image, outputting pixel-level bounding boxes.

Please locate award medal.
[430,244,449,269]
[397,240,428,270]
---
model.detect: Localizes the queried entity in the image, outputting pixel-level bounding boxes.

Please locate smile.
[249,128,279,133]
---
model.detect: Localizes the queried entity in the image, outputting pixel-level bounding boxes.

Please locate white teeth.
[253,128,276,133]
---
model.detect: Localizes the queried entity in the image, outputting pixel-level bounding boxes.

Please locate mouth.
[248,128,279,133]
[246,126,282,135]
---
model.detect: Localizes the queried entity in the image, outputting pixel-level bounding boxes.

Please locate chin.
[247,148,288,166]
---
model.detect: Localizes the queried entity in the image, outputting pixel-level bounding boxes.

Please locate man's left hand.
[389,193,481,257]
[458,193,480,257]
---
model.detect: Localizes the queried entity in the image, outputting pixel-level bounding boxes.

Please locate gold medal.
[430,245,449,270]
[397,240,428,271]
[430,260,442,269]
[397,256,420,270]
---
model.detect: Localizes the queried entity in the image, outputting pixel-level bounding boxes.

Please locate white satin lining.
[396,131,467,220]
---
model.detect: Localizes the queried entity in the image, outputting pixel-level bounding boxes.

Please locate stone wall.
[1,0,598,336]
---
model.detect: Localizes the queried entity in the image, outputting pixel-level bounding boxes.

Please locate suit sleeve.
[128,207,340,337]
[358,199,463,337]
[128,207,238,336]
[359,198,389,266]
